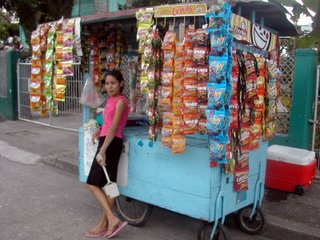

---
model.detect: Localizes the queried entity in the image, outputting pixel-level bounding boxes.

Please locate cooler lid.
[267,145,315,166]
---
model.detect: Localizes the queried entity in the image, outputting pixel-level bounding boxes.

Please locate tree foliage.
[269,0,319,50]
[0,0,74,48]
[0,10,19,44]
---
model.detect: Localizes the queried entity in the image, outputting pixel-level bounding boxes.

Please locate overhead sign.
[231,14,278,51]
[154,3,207,18]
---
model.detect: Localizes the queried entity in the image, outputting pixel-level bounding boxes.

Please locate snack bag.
[61,61,74,76]
[32,43,41,58]
[30,81,42,94]
[240,124,250,146]
[197,65,209,82]
[209,136,228,163]
[162,71,173,86]
[265,99,277,121]
[182,96,198,114]
[31,66,42,81]
[229,98,239,129]
[183,78,198,98]
[209,29,228,56]
[234,169,249,192]
[244,52,258,76]
[162,112,172,126]
[267,78,278,100]
[194,28,209,46]
[172,114,183,127]
[207,82,226,110]
[193,46,209,65]
[267,60,282,79]
[160,86,172,110]
[246,74,258,100]
[198,102,208,117]
[198,116,207,135]
[209,56,228,83]
[162,31,176,50]
[30,94,41,111]
[264,121,276,141]
[172,135,186,154]
[63,33,74,48]
[161,126,172,148]
[172,97,182,115]
[206,109,225,136]
[236,145,249,171]
[197,82,208,102]
[183,66,197,79]
[183,113,199,135]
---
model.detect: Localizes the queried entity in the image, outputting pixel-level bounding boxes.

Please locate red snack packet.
[182,96,198,114]
[183,113,199,135]
[234,169,249,192]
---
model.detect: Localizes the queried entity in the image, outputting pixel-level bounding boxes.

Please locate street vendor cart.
[77,1,298,239]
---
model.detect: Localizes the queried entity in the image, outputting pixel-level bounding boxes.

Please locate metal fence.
[0,52,8,97]
[17,57,84,131]
[17,55,133,131]
[275,38,296,135]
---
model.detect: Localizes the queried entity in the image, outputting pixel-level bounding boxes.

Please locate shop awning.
[80,1,298,36]
[232,1,299,36]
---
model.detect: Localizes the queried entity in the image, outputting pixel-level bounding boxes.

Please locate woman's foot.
[85,224,108,238]
[104,218,128,239]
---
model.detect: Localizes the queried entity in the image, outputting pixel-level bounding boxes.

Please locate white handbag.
[102,165,120,198]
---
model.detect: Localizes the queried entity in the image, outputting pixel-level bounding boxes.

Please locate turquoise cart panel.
[118,128,268,222]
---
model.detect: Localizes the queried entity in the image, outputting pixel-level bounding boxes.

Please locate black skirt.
[86,136,123,188]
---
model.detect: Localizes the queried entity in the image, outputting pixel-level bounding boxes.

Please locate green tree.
[0,10,19,44]
[269,0,320,49]
[0,0,74,48]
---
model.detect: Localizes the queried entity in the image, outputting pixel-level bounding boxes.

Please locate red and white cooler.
[266,145,317,195]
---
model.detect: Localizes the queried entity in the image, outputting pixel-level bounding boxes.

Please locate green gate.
[0,50,20,120]
[271,49,318,151]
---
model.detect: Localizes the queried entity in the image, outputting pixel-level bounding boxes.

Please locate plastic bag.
[80,77,104,108]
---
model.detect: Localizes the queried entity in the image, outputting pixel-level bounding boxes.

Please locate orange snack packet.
[172,135,186,154]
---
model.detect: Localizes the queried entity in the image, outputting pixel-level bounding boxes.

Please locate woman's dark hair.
[103,69,124,92]
[106,69,124,83]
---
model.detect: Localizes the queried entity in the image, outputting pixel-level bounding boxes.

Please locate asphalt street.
[0,155,273,240]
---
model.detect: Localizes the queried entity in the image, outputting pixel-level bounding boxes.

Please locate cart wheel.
[115,195,152,226]
[236,205,266,234]
[197,222,230,240]
[295,185,305,195]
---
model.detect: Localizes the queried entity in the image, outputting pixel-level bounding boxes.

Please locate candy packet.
[207,82,226,110]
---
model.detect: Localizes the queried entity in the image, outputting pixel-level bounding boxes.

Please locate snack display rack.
[77,1,286,239]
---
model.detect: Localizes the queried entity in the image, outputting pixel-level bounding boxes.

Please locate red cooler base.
[265,159,317,193]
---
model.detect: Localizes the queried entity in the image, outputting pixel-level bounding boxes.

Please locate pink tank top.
[100,95,130,139]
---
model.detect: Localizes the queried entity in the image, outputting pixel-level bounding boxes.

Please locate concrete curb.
[41,154,78,175]
[264,214,320,240]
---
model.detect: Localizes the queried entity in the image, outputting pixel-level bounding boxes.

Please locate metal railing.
[17,57,84,131]
[276,38,295,135]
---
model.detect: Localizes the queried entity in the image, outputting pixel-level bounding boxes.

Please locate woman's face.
[104,75,123,97]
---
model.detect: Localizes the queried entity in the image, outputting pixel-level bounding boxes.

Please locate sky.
[281,0,315,26]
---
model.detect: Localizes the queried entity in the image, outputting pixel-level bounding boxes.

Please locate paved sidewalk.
[0,119,319,240]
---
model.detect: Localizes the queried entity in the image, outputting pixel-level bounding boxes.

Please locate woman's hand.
[96,152,106,167]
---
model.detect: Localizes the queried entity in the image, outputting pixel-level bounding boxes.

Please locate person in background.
[85,70,129,239]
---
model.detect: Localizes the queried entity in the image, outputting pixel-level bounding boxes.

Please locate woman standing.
[86,70,129,239]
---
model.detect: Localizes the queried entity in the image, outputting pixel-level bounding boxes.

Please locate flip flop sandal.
[104,221,128,239]
[85,229,108,238]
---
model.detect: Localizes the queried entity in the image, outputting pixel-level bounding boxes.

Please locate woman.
[86,70,129,239]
